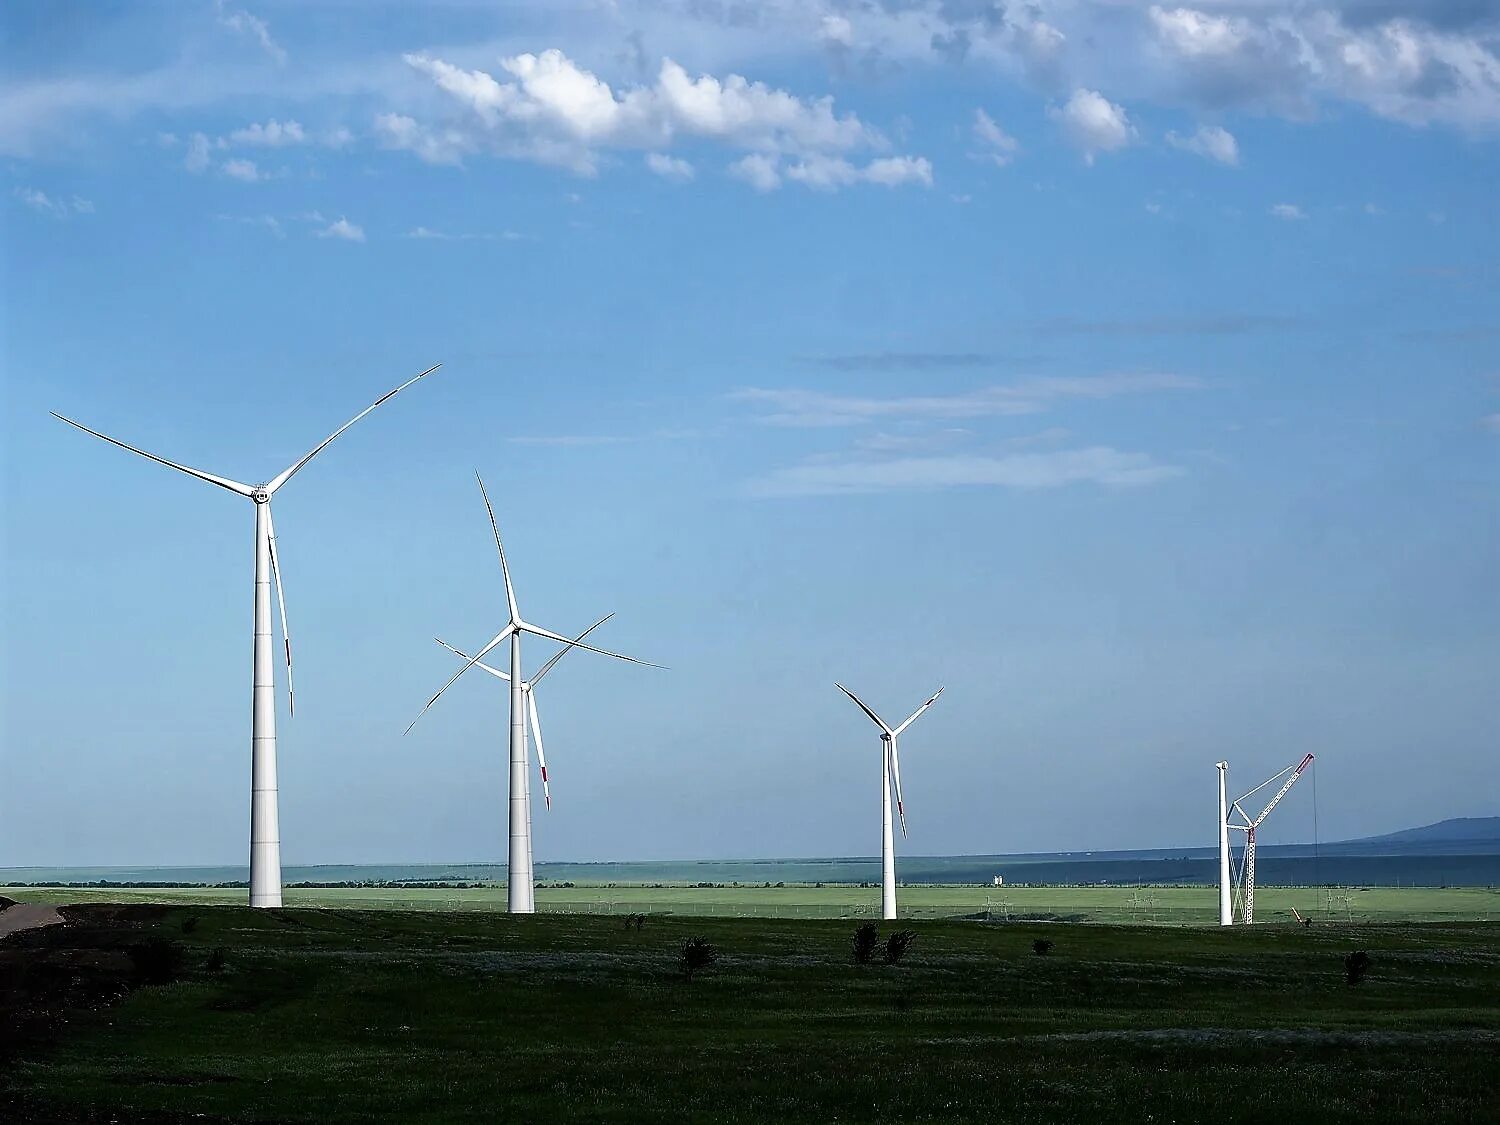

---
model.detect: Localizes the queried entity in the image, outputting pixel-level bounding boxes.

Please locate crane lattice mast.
[1226,754,1314,924]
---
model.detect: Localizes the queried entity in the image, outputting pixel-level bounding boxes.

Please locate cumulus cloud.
[732,373,1202,427]
[315,216,365,241]
[385,48,930,190]
[221,157,262,182]
[404,226,524,241]
[747,447,1183,497]
[1166,123,1240,165]
[1270,202,1307,220]
[14,187,93,216]
[1050,89,1135,163]
[646,152,695,179]
[228,119,306,146]
[728,152,782,191]
[972,108,1020,165]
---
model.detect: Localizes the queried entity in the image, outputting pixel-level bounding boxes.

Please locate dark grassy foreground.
[2,905,1498,1123]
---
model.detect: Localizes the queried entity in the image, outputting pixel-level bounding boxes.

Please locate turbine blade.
[529,613,614,688]
[527,692,551,811]
[405,624,514,734]
[518,621,663,669]
[835,683,892,736]
[475,472,520,624]
[434,638,509,682]
[50,413,255,497]
[892,687,943,738]
[265,504,294,717]
[265,364,441,494]
[889,736,908,838]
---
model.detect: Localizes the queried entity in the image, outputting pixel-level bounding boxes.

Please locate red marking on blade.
[284,641,292,665]
[540,767,548,781]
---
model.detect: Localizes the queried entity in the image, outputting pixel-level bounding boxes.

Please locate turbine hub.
[252,488,271,504]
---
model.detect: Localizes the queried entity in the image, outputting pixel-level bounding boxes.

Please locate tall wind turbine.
[433,613,612,812]
[1224,754,1315,924]
[52,364,441,908]
[836,684,943,920]
[1216,761,1232,926]
[407,474,657,913]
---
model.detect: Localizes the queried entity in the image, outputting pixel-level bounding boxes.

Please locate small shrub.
[1345,950,1371,986]
[884,930,917,965]
[180,915,200,934]
[1032,939,1054,956]
[127,936,185,985]
[681,937,720,981]
[853,922,879,964]
[622,913,646,931]
[205,947,227,973]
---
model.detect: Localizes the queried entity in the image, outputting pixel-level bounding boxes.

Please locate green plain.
[3,903,1498,1123]
[6,881,1499,923]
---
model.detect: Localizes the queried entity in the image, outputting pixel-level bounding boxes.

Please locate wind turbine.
[836,684,943,920]
[1223,754,1315,924]
[52,364,442,908]
[432,612,612,812]
[406,473,658,913]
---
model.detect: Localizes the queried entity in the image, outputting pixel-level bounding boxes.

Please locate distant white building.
[992,875,1004,886]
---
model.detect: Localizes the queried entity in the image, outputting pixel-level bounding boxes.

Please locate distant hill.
[1344,818,1500,846]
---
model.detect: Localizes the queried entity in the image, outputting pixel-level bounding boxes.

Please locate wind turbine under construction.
[837,684,943,920]
[51,364,442,908]
[406,473,660,914]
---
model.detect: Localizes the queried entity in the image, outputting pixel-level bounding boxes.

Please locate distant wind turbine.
[433,613,612,811]
[406,473,660,913]
[836,684,943,920]
[52,364,442,908]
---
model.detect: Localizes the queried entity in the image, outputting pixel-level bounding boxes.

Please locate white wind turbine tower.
[432,613,612,813]
[406,473,658,914]
[1223,754,1315,924]
[836,684,943,921]
[52,364,441,908]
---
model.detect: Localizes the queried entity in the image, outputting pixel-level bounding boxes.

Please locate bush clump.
[884,930,917,965]
[853,922,879,964]
[206,947,227,973]
[1032,939,1054,956]
[1345,950,1371,986]
[681,937,720,981]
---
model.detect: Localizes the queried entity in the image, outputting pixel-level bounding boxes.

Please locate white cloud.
[404,226,525,242]
[185,132,212,173]
[1270,202,1306,220]
[1165,123,1240,166]
[315,216,365,242]
[1050,89,1135,163]
[228,119,306,147]
[784,154,933,190]
[972,109,1020,166]
[820,15,854,49]
[733,373,1202,427]
[646,152,695,180]
[388,48,930,190]
[728,152,782,192]
[215,2,286,64]
[221,157,262,182]
[13,187,93,217]
[747,447,1183,497]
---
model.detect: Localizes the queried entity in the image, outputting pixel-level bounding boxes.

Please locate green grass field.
[2,903,1498,1123]
[6,882,1498,924]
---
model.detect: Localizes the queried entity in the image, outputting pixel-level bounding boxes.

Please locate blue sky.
[2,1,1497,868]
